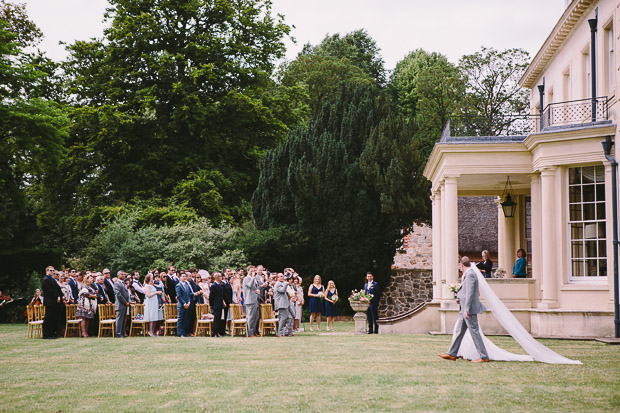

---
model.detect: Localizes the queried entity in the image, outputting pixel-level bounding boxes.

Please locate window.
[562,67,571,101]
[568,166,607,280]
[604,22,615,94]
[582,47,591,98]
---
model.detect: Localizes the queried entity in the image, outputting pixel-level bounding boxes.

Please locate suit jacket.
[164,280,177,303]
[242,275,259,305]
[114,279,130,311]
[41,274,63,306]
[273,281,289,310]
[176,282,192,307]
[222,280,233,305]
[104,278,116,304]
[209,282,224,310]
[365,281,381,307]
[95,283,109,304]
[68,277,79,302]
[476,260,493,278]
[188,279,200,304]
[457,268,486,315]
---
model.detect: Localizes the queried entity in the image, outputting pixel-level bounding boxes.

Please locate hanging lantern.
[501,177,517,218]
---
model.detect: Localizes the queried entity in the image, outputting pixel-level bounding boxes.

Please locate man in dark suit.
[186,269,202,335]
[113,272,130,338]
[364,272,381,334]
[68,269,79,303]
[41,266,64,339]
[209,272,226,337]
[176,272,192,337]
[102,269,116,304]
[222,269,233,335]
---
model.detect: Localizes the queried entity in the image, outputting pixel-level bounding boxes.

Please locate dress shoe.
[221,333,230,336]
[471,358,490,363]
[438,354,457,361]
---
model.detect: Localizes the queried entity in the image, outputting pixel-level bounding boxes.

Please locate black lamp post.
[501,177,517,218]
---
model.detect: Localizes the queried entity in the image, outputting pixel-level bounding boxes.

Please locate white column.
[443,177,459,300]
[496,198,506,273]
[431,190,442,301]
[530,173,542,301]
[539,167,559,308]
[440,182,447,299]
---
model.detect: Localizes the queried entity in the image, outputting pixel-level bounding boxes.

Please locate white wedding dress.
[452,265,581,364]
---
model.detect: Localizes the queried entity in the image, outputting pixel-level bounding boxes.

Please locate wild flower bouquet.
[349,290,373,303]
[317,291,325,299]
[331,295,339,303]
[494,268,507,278]
[448,282,461,299]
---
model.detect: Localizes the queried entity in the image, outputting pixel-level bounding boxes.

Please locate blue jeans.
[177,305,186,336]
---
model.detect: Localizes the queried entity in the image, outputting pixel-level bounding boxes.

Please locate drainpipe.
[602,135,619,338]
[589,13,598,122]
[537,84,545,130]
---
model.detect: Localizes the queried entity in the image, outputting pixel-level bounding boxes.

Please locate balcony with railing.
[443,96,610,141]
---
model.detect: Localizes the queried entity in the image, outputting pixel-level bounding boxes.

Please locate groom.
[439,256,489,363]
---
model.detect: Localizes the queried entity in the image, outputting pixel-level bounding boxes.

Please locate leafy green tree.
[52,0,295,239]
[252,83,429,295]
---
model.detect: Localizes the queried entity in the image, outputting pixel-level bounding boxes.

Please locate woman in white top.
[293,276,304,331]
[143,273,164,337]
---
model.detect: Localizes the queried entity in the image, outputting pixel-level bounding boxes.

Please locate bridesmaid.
[307,275,324,332]
[324,280,338,332]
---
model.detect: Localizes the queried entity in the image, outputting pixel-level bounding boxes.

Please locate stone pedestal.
[350,301,370,334]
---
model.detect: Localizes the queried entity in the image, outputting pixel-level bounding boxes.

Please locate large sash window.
[568,166,607,279]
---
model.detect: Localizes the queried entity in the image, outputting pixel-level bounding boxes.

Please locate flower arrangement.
[349,290,373,303]
[448,282,460,299]
[331,295,339,303]
[494,268,507,278]
[317,291,325,299]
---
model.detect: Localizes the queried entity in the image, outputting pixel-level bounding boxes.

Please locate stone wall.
[378,269,433,318]
[392,223,432,270]
[458,196,498,255]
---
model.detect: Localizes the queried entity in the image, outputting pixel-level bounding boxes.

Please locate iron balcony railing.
[447,96,609,138]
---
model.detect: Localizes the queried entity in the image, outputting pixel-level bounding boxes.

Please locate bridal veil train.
[451,265,581,365]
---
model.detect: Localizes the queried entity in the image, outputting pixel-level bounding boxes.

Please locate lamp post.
[602,136,619,338]
[501,177,517,218]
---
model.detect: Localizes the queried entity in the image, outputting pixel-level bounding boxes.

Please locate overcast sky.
[22,0,566,70]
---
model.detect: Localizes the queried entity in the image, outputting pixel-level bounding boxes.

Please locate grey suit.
[114,279,130,337]
[447,267,488,359]
[274,280,291,336]
[243,275,260,336]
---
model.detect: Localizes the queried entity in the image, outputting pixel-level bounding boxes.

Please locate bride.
[451,264,581,364]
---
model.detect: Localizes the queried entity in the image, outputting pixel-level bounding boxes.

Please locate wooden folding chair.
[163,303,178,336]
[230,304,247,336]
[195,303,213,337]
[98,303,116,337]
[64,304,82,338]
[259,304,277,336]
[129,304,147,337]
[27,305,42,338]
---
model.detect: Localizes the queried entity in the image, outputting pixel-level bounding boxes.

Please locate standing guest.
[76,271,85,291]
[29,289,43,306]
[95,276,110,304]
[222,270,233,335]
[186,270,202,335]
[153,273,167,305]
[59,274,74,304]
[144,273,164,337]
[209,272,226,337]
[56,272,71,336]
[67,269,79,303]
[476,250,493,278]
[102,269,116,304]
[175,272,192,337]
[513,249,528,278]
[307,275,324,332]
[364,272,381,334]
[125,277,137,336]
[324,280,339,332]
[293,276,304,332]
[242,269,260,337]
[198,272,211,304]
[77,274,98,338]
[132,271,146,303]
[114,271,130,338]
[274,273,292,337]
[162,271,176,304]
[41,266,64,339]
[286,274,297,334]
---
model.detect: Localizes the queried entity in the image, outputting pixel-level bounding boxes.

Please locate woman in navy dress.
[324,280,338,332]
[307,275,324,332]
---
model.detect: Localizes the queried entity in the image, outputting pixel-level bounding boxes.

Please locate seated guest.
[513,249,528,278]
[476,250,493,278]
[77,274,98,337]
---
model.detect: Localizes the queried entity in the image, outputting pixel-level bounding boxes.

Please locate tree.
[53,0,294,239]
[458,47,530,135]
[0,2,69,248]
[252,83,429,295]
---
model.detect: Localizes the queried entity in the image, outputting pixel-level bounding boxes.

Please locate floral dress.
[77,284,97,319]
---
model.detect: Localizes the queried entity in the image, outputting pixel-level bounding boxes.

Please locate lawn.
[1,322,618,412]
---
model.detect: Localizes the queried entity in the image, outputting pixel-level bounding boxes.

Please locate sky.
[21,0,567,70]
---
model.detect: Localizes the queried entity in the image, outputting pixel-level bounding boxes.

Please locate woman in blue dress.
[324,280,338,332]
[513,249,528,278]
[307,275,324,332]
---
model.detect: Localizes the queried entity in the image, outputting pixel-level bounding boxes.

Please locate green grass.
[1,322,618,412]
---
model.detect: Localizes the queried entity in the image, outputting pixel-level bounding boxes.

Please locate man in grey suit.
[439,256,489,363]
[114,271,130,338]
[243,269,261,337]
[274,273,292,337]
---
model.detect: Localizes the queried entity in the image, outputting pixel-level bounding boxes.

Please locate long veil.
[471,264,581,365]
